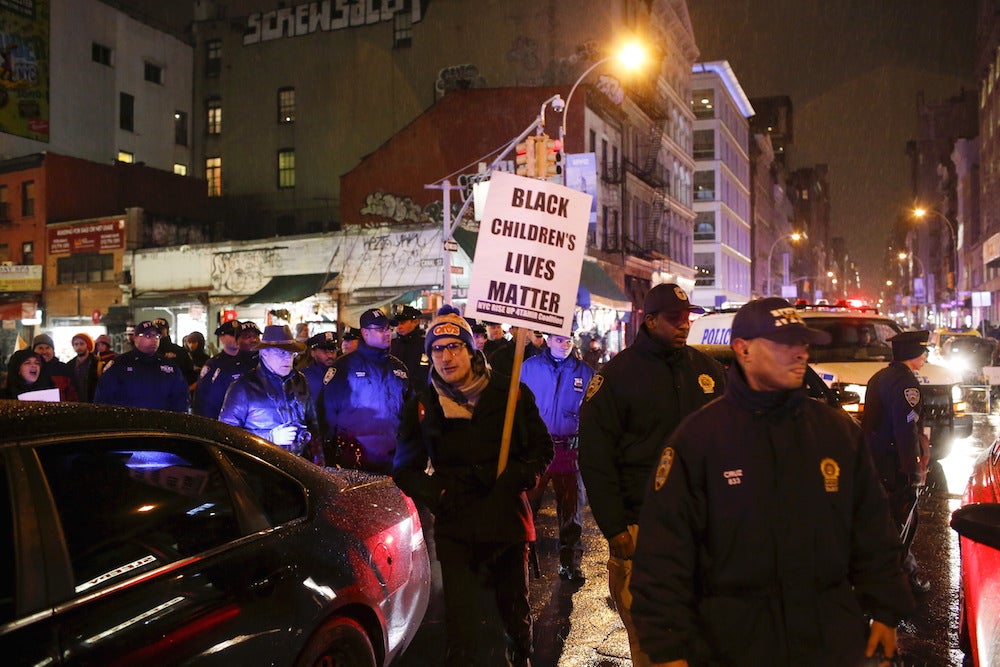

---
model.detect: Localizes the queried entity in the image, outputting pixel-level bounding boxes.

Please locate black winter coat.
[393,372,553,544]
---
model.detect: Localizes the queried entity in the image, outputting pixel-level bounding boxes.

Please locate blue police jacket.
[520,348,594,439]
[192,350,258,418]
[320,341,411,470]
[93,349,190,412]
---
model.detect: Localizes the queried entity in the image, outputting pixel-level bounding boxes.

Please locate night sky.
[687,0,979,294]
[119,0,980,294]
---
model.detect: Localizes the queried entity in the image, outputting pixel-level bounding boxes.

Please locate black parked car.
[0,401,430,666]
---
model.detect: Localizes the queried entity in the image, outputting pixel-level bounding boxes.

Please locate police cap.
[889,330,929,362]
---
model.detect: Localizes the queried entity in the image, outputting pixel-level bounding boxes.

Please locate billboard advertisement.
[0,0,49,141]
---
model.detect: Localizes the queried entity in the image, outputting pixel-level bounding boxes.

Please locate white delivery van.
[688,303,972,460]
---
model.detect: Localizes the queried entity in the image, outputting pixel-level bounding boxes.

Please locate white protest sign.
[466,171,591,337]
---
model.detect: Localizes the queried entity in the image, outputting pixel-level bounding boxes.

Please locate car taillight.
[401,493,426,551]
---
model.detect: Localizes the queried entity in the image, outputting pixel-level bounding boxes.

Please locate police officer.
[237,321,262,355]
[320,308,411,473]
[303,331,339,409]
[341,327,361,355]
[862,329,932,594]
[579,283,726,667]
[391,305,430,391]
[482,321,507,357]
[193,320,258,419]
[94,320,190,412]
[630,297,914,667]
[521,332,595,581]
[154,318,196,386]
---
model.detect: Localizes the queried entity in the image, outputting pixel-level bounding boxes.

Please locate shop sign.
[0,264,42,291]
[48,218,126,255]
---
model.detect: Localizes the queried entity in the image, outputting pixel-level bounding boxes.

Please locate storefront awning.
[238,273,337,306]
[579,260,631,311]
[453,226,479,259]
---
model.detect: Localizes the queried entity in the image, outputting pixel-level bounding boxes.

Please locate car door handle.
[248,565,294,594]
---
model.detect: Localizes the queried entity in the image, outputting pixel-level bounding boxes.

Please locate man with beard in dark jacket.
[393,306,552,667]
[320,308,411,473]
[630,297,915,667]
[391,305,430,391]
[579,283,725,667]
[219,325,323,465]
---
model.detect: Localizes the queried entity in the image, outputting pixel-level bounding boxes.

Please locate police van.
[687,302,973,460]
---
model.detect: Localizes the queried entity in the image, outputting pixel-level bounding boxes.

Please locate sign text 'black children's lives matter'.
[466,171,591,337]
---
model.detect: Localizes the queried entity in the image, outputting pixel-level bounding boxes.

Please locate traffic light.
[515,136,537,177]
[536,135,563,181]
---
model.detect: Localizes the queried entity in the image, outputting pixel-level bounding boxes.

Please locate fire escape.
[623,84,672,261]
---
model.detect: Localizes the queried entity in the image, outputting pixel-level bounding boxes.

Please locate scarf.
[431,351,491,419]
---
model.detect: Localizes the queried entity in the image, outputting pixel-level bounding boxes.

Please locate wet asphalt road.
[394,412,997,666]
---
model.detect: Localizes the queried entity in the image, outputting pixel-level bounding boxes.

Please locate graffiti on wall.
[435,63,486,96]
[360,191,434,225]
[211,249,283,295]
[244,0,424,46]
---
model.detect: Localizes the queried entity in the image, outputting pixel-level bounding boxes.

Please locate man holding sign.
[393,306,552,667]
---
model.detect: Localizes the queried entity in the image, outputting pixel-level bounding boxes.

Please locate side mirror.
[835,390,860,406]
[951,503,1000,550]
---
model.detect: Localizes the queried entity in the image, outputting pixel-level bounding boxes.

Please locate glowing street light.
[912,206,958,290]
[559,40,647,184]
[766,232,805,296]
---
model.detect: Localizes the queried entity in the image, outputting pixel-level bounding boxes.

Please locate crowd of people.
[0,286,932,667]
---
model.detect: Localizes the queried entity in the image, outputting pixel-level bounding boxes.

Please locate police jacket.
[861,361,923,482]
[391,329,430,392]
[192,350,258,418]
[578,326,725,539]
[319,342,412,471]
[393,369,553,544]
[302,362,335,411]
[520,348,594,440]
[218,362,318,459]
[158,337,196,386]
[93,349,189,412]
[631,364,915,666]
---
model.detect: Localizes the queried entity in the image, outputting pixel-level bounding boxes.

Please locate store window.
[57,253,114,284]
[695,252,716,286]
[277,87,295,123]
[694,170,715,201]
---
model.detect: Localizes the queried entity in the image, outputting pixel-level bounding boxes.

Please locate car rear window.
[221,449,307,526]
[803,317,900,363]
[36,437,243,595]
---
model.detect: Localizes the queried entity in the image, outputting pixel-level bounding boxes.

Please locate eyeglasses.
[364,326,391,333]
[430,342,466,356]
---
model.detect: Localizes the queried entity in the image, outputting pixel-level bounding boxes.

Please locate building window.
[117,151,134,163]
[91,42,112,66]
[277,87,295,123]
[206,157,221,197]
[278,149,295,189]
[693,129,715,160]
[119,92,134,131]
[692,89,715,119]
[0,243,7,261]
[205,39,221,77]
[393,11,413,48]
[21,180,34,216]
[173,164,187,176]
[694,170,715,201]
[695,252,716,286]
[694,211,716,241]
[206,98,221,135]
[57,253,114,284]
[144,62,163,84]
[0,185,7,221]
[22,241,33,264]
[174,110,188,146]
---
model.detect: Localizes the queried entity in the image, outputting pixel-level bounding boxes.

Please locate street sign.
[443,239,458,252]
[466,171,592,337]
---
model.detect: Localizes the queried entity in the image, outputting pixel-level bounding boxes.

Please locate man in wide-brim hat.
[219,325,323,465]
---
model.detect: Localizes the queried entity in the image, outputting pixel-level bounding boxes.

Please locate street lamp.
[912,206,958,290]
[766,232,805,296]
[559,41,647,184]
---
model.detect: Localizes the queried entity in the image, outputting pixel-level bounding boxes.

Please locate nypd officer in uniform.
[579,283,726,667]
[303,331,339,410]
[630,298,914,667]
[153,317,196,387]
[94,320,190,412]
[862,329,932,594]
[391,305,430,392]
[193,320,258,419]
